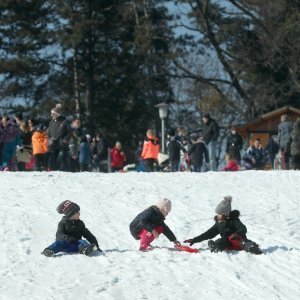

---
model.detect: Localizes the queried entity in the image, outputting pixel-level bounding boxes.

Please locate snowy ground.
[0,171,299,300]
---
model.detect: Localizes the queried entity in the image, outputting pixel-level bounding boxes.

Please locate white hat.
[156,198,172,214]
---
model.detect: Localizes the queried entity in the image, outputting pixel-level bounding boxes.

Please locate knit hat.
[203,113,210,119]
[56,200,80,218]
[51,103,62,116]
[156,198,172,214]
[167,128,176,137]
[215,196,232,216]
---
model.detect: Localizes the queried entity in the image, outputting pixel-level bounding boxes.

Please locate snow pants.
[46,240,90,254]
[138,225,164,250]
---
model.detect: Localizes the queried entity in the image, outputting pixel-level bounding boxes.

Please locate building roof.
[236,106,300,131]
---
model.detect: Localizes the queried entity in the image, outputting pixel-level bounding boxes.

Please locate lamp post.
[155,103,169,153]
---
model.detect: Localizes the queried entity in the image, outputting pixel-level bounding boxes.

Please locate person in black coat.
[41,200,102,257]
[188,136,209,172]
[226,126,243,163]
[184,196,262,254]
[47,104,70,171]
[166,128,187,172]
[202,113,219,171]
[129,198,181,250]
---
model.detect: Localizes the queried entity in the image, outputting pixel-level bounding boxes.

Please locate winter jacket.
[96,138,109,161]
[111,147,126,168]
[32,131,48,155]
[0,122,19,144]
[65,128,81,158]
[188,141,209,166]
[278,120,293,150]
[287,119,300,156]
[141,135,160,160]
[56,216,99,248]
[265,138,279,158]
[192,210,247,244]
[226,132,243,161]
[167,137,186,162]
[129,206,176,242]
[47,116,69,150]
[223,159,239,171]
[202,118,219,144]
[247,146,265,166]
[79,142,91,165]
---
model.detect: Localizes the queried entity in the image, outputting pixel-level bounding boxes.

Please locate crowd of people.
[1,105,300,172]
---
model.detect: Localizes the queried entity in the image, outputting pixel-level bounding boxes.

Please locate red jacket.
[223,160,239,171]
[111,147,126,168]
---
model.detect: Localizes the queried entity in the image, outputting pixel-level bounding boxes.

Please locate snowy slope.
[0,171,299,300]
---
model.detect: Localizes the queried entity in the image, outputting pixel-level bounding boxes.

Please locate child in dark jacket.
[129,198,181,251]
[184,196,262,254]
[41,200,102,257]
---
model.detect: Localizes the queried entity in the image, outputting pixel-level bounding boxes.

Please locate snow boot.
[244,240,263,255]
[79,244,96,256]
[208,240,219,253]
[41,248,54,257]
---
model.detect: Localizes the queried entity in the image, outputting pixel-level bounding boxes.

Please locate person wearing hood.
[188,135,209,172]
[184,196,262,254]
[166,128,187,172]
[41,200,102,257]
[129,198,181,251]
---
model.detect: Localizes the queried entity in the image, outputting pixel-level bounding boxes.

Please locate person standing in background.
[202,113,219,171]
[277,114,293,169]
[141,130,160,172]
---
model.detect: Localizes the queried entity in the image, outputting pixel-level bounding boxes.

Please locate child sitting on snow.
[184,196,262,254]
[222,153,239,171]
[41,200,102,257]
[129,198,181,251]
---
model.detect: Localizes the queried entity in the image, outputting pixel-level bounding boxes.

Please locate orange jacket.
[141,135,160,160]
[32,131,48,155]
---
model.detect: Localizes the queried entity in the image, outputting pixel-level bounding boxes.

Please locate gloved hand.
[173,240,181,246]
[184,239,195,246]
[230,233,241,240]
[97,247,103,253]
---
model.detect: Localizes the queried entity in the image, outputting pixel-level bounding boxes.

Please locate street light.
[155,103,169,153]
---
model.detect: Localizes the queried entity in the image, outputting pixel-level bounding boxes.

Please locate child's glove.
[184,239,195,246]
[97,247,103,253]
[173,240,181,246]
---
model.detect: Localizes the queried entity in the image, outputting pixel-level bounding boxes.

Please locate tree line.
[0,0,299,145]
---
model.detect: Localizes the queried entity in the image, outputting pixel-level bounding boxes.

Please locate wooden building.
[236,106,300,147]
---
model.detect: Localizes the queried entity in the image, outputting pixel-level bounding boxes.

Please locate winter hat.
[203,113,210,119]
[51,103,62,116]
[156,198,172,214]
[215,196,232,216]
[56,200,80,218]
[167,128,176,137]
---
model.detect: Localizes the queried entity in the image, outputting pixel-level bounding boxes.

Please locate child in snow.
[129,198,181,251]
[184,196,262,254]
[222,153,239,171]
[41,200,102,257]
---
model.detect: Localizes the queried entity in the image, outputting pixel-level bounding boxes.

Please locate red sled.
[175,244,199,253]
[225,234,244,251]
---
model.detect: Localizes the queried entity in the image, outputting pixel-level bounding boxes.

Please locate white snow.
[0,171,299,300]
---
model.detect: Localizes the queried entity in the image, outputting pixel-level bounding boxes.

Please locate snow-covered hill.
[0,171,299,300]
